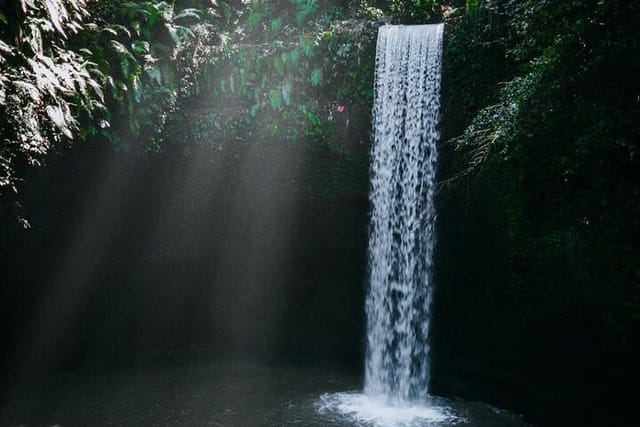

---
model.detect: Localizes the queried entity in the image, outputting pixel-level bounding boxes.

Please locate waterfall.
[316,24,455,426]
[365,24,444,403]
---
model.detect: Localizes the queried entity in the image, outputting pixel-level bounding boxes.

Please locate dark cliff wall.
[0,140,369,386]
[429,8,640,425]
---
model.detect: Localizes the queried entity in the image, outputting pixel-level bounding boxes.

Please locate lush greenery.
[434,0,639,420]
[166,1,377,145]
[0,0,459,208]
[442,0,639,319]
[0,0,381,213]
[0,0,220,217]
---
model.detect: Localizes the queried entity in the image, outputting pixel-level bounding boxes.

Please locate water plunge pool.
[0,361,528,426]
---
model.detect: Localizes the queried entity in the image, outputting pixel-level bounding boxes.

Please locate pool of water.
[0,362,529,426]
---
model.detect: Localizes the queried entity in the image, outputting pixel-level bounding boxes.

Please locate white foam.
[317,392,460,426]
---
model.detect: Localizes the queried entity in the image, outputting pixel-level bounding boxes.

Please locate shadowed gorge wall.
[0,5,380,385]
[0,140,369,385]
[429,3,640,425]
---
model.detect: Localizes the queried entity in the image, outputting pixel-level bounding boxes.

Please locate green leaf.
[269,17,282,33]
[132,76,142,103]
[43,0,68,37]
[131,41,150,55]
[300,36,314,57]
[269,89,282,110]
[120,59,129,80]
[45,104,63,125]
[173,8,201,21]
[145,64,162,85]
[103,24,132,38]
[282,82,292,106]
[111,40,136,62]
[289,49,299,65]
[274,57,284,76]
[310,68,322,87]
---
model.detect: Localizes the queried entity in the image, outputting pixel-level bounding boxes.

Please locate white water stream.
[319,24,450,426]
[365,23,443,403]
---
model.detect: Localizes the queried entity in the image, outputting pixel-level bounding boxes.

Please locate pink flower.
[337,105,346,113]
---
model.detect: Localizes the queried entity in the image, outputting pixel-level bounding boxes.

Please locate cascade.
[321,23,528,426]
[365,23,444,403]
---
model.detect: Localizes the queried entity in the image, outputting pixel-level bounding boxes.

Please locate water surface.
[0,362,529,426]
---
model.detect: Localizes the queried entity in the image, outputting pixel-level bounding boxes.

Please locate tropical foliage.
[442,0,640,292]
[1,0,100,196]
[0,0,218,212]
[165,1,379,149]
[435,1,640,412]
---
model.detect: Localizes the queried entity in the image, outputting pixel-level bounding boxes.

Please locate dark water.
[0,362,529,426]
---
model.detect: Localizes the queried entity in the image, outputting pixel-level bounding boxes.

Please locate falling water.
[365,24,444,403]
[320,24,524,425]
